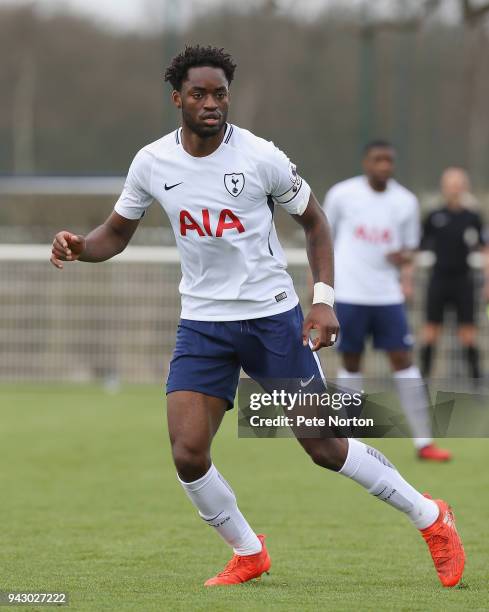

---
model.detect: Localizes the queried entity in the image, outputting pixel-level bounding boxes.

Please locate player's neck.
[180,124,227,158]
[367,177,388,192]
[446,200,462,212]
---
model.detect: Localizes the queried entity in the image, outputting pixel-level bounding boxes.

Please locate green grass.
[1,384,488,611]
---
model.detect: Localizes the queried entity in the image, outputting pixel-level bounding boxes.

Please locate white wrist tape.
[313,282,335,307]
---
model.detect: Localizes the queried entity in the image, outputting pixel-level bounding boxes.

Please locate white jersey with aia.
[323,176,420,305]
[114,124,311,321]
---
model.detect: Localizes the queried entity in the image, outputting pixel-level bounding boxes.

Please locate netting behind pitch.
[0,245,487,383]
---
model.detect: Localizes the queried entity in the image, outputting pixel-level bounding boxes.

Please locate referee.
[420,167,487,379]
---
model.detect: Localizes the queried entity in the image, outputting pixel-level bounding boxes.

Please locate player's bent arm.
[292,192,334,286]
[400,260,415,302]
[292,192,339,351]
[50,212,140,269]
[481,245,489,302]
[386,249,416,267]
[78,212,140,262]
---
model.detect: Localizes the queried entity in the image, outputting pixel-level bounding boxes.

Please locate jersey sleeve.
[114,149,154,220]
[400,196,421,250]
[262,144,311,215]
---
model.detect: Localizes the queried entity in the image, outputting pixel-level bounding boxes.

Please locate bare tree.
[2,2,489,192]
[13,52,36,174]
[458,0,489,188]
[462,0,489,24]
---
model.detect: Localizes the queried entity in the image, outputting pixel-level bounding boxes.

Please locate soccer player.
[50,46,464,587]
[420,167,487,379]
[323,141,452,462]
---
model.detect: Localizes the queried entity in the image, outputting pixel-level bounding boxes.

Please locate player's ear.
[172,90,182,109]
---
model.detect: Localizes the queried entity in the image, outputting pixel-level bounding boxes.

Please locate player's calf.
[300,437,348,471]
[177,463,263,563]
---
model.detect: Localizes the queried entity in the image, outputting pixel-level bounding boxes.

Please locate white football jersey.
[114,124,311,321]
[323,176,420,305]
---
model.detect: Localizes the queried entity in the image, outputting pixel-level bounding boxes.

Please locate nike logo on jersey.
[165,182,183,191]
[300,375,315,388]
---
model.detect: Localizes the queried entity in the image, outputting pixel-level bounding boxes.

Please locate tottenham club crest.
[224,173,245,197]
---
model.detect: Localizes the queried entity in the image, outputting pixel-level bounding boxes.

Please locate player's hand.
[401,279,414,303]
[50,231,86,269]
[400,263,415,303]
[386,250,412,267]
[302,304,340,351]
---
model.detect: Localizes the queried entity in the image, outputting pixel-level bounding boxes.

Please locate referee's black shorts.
[426,272,475,324]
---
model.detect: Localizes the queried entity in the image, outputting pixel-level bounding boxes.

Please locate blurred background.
[1,0,489,383]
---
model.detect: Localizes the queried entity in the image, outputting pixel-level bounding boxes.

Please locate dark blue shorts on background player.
[166,304,325,408]
[335,302,413,353]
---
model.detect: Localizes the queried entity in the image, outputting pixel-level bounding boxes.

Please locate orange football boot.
[417,443,452,462]
[420,495,465,587]
[204,534,271,586]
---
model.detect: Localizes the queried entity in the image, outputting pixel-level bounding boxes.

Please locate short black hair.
[164,45,237,91]
[363,139,395,155]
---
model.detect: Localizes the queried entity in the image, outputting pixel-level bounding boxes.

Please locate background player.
[420,167,488,379]
[50,47,464,588]
[323,141,451,462]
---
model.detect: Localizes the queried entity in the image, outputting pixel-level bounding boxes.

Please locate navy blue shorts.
[166,305,325,409]
[335,302,413,353]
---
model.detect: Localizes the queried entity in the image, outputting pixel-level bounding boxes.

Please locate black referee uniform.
[421,206,486,377]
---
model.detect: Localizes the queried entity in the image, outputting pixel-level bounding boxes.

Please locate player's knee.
[306,439,347,471]
[342,353,362,373]
[389,351,412,371]
[423,324,441,344]
[457,325,476,345]
[171,442,210,482]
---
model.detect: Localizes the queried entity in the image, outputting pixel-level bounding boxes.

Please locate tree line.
[1,1,489,199]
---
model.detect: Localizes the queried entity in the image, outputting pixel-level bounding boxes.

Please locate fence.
[1,245,487,383]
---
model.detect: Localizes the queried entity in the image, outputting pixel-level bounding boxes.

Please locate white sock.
[337,368,364,394]
[178,464,262,555]
[393,366,433,449]
[339,439,439,529]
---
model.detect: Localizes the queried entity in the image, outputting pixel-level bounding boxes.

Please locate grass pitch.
[1,384,488,611]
